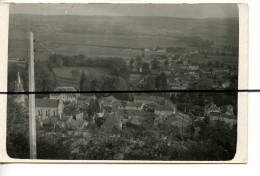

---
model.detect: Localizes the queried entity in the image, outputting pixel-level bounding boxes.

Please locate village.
[12,48,238,143]
[129,45,238,91]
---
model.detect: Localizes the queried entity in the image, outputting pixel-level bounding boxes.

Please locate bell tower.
[14,72,26,105]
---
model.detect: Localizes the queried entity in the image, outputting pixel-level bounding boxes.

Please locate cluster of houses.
[204,102,237,127]
[131,51,236,90]
[13,70,237,137]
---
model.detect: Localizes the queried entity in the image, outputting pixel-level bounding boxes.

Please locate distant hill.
[8,14,239,59]
[9,14,238,45]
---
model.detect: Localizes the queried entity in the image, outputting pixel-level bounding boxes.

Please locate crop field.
[53,66,110,88]
[8,15,239,65]
[129,73,143,85]
[192,54,238,66]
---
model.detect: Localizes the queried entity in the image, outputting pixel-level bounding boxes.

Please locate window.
[46,110,48,116]
[38,110,40,116]
[53,110,56,116]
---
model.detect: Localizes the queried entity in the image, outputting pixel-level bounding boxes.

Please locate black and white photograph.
[4,3,244,161]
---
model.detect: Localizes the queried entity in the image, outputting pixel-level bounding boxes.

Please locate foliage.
[35,61,57,93]
[155,72,167,89]
[6,95,29,159]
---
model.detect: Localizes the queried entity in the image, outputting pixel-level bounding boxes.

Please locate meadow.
[53,66,110,89]
[192,54,238,66]
[8,15,239,63]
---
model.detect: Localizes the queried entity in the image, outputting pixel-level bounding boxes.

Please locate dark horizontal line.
[0,89,257,95]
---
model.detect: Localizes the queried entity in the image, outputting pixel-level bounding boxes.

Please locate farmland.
[8,14,239,62]
[192,54,238,66]
[53,66,111,89]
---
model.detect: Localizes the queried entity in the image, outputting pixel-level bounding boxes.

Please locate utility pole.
[28,32,37,159]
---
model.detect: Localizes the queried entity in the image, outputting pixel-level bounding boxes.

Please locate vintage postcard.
[0,3,248,163]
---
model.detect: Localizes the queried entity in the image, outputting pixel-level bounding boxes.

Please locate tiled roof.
[54,87,76,92]
[134,95,164,102]
[126,101,143,107]
[102,113,121,131]
[35,99,61,108]
[50,93,77,98]
[165,115,191,127]
[210,104,220,111]
[154,104,175,112]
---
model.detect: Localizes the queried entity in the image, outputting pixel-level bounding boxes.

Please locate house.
[170,82,188,90]
[102,112,122,132]
[164,112,192,134]
[50,87,79,103]
[154,103,176,116]
[100,96,120,113]
[134,95,164,105]
[77,95,96,109]
[157,48,166,53]
[50,93,78,103]
[204,103,237,127]
[188,65,199,71]
[125,102,144,111]
[209,113,237,127]
[212,68,229,74]
[204,102,221,117]
[129,115,155,126]
[38,116,58,127]
[56,115,72,128]
[223,105,234,115]
[221,80,231,89]
[182,60,189,66]
[35,99,63,120]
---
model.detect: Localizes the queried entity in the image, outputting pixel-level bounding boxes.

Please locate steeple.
[14,72,26,105]
[17,72,21,83]
[14,72,24,92]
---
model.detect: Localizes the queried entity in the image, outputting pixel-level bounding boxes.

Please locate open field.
[192,54,238,66]
[8,15,239,63]
[53,66,110,89]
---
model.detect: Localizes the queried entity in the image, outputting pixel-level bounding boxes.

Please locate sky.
[10,4,239,18]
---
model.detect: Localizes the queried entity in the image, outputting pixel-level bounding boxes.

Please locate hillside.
[8,14,239,60]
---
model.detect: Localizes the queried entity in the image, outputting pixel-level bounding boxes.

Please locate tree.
[64,103,78,116]
[142,62,150,75]
[207,61,214,67]
[87,99,96,118]
[129,58,135,71]
[79,71,86,91]
[6,95,29,159]
[155,72,167,89]
[144,75,155,90]
[215,61,220,68]
[164,59,169,66]
[49,54,63,67]
[35,61,57,93]
[79,71,92,91]
[152,58,160,70]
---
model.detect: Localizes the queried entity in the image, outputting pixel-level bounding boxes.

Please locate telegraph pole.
[28,32,37,159]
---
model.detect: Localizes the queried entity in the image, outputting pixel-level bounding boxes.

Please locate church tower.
[14,72,26,105]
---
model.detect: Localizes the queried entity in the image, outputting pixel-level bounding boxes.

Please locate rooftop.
[154,103,175,112]
[126,101,143,108]
[54,87,76,92]
[34,99,61,108]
